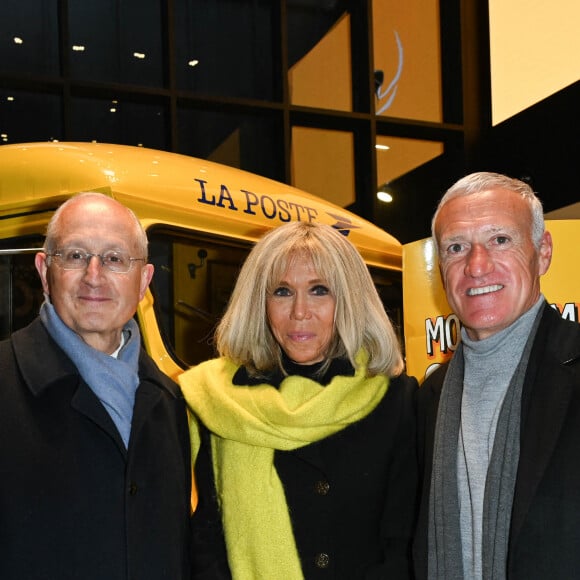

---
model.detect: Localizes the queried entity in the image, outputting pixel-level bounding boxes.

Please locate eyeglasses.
[47,248,146,273]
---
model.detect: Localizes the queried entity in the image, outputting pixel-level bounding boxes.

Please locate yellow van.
[0,141,403,379]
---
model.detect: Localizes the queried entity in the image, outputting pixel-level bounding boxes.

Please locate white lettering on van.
[425,314,460,357]
[550,302,579,322]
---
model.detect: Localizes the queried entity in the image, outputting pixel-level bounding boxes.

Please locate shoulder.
[388,372,420,398]
[138,350,182,399]
[416,361,448,408]
[179,357,239,388]
[530,302,580,370]
[372,372,419,416]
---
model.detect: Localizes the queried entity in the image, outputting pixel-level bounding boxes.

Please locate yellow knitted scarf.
[179,351,388,580]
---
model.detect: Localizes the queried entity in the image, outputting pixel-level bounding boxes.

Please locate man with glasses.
[0,192,192,579]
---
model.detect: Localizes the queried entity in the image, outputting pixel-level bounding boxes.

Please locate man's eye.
[495,236,510,245]
[105,252,124,264]
[66,250,85,261]
[311,284,330,296]
[103,252,129,266]
[447,243,463,254]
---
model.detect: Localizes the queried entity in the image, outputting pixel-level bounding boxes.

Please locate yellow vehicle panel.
[0,142,402,380]
[0,142,401,270]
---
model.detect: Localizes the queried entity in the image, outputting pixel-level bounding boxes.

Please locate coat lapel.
[510,304,580,545]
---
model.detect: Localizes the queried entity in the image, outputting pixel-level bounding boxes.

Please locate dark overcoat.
[192,369,419,579]
[413,302,580,579]
[0,318,192,580]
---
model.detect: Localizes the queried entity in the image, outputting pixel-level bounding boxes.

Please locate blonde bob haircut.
[215,221,404,378]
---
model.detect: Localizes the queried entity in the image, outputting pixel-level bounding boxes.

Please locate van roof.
[0,142,402,271]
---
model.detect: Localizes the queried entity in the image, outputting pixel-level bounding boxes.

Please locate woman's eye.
[311,284,330,296]
[272,286,292,297]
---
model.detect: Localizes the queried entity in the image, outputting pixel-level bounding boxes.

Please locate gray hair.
[44,192,148,258]
[431,172,545,248]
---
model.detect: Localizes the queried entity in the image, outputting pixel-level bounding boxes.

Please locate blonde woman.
[182,221,418,580]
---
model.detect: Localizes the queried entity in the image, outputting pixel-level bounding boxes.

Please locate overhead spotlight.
[72,45,85,52]
[13,37,23,45]
[133,52,146,59]
[375,144,390,151]
[188,59,199,67]
[377,183,394,203]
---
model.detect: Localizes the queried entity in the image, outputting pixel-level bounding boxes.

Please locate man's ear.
[34,252,51,295]
[139,263,155,301]
[538,230,553,276]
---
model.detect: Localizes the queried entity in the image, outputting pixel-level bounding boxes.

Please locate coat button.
[314,553,330,568]
[129,482,138,495]
[314,480,330,495]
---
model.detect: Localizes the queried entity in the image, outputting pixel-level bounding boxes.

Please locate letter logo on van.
[326,212,360,237]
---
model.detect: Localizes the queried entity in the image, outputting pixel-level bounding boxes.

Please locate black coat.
[0,319,192,580]
[192,363,419,580]
[413,302,580,579]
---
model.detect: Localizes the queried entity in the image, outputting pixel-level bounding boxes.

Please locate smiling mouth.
[467,284,503,296]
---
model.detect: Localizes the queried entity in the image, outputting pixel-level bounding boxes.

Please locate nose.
[83,254,106,279]
[464,244,494,278]
[291,293,311,320]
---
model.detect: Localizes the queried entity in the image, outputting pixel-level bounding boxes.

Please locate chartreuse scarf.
[179,350,388,580]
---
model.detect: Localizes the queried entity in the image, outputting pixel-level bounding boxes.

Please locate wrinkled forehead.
[54,199,141,249]
[435,189,532,240]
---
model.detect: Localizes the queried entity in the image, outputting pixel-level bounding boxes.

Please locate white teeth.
[467,284,503,296]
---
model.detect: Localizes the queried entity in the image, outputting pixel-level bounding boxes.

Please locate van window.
[148,227,252,367]
[0,237,45,340]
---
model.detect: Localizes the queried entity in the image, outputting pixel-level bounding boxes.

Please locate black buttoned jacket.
[192,360,419,579]
[0,319,192,580]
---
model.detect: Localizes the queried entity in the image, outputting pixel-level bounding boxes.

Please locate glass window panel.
[0,0,59,75]
[287,5,352,112]
[0,239,45,340]
[0,90,62,144]
[68,0,164,87]
[372,0,442,122]
[291,127,355,207]
[148,228,251,367]
[375,136,449,244]
[376,135,443,187]
[177,107,284,181]
[69,97,167,149]
[174,0,276,100]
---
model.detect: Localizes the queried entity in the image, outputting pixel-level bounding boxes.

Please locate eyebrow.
[441,224,515,242]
